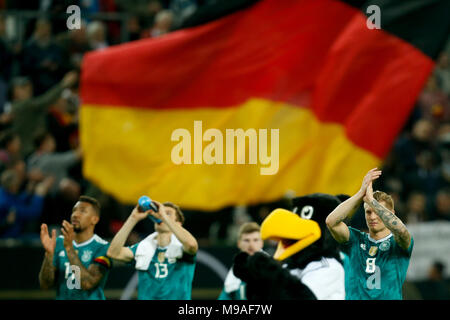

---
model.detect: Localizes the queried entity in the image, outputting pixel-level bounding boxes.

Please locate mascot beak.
[261,209,321,261]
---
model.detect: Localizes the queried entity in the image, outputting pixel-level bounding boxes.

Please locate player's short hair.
[373,191,394,210]
[238,222,261,240]
[163,202,185,225]
[78,195,101,217]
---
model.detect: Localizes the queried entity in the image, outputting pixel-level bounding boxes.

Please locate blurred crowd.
[378,51,450,226]
[0,0,209,240]
[0,1,449,248]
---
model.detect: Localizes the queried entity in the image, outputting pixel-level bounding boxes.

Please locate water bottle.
[138,196,162,224]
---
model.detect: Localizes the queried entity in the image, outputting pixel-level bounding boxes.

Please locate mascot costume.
[233,193,347,299]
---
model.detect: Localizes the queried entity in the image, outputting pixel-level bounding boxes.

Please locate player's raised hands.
[61,70,78,88]
[147,200,166,222]
[359,168,381,196]
[40,223,56,255]
[130,205,150,222]
[363,181,375,204]
[61,220,75,249]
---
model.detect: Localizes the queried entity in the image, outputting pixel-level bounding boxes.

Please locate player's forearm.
[164,219,198,255]
[107,217,138,258]
[64,246,100,290]
[39,252,56,289]
[369,199,411,249]
[326,190,364,227]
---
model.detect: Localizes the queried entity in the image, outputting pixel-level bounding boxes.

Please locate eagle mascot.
[233,193,348,299]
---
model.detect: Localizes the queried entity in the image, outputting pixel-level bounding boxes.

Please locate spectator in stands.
[27,130,82,227]
[149,10,174,38]
[394,119,435,174]
[10,71,78,157]
[394,118,442,200]
[98,0,122,44]
[434,52,450,97]
[429,261,447,281]
[56,23,92,70]
[417,75,449,122]
[87,21,109,51]
[412,150,441,195]
[226,206,252,245]
[37,0,77,35]
[0,169,53,238]
[126,15,143,41]
[424,261,450,300]
[433,189,450,221]
[27,131,82,198]
[116,0,162,34]
[22,18,65,95]
[169,0,197,28]
[0,202,15,235]
[0,14,13,109]
[46,90,79,152]
[2,156,46,198]
[0,130,21,170]
[7,159,26,189]
[79,0,101,17]
[405,191,427,224]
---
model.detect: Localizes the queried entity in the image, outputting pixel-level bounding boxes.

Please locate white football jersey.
[287,257,345,300]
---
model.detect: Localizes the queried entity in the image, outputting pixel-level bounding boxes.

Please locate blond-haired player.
[326,168,413,299]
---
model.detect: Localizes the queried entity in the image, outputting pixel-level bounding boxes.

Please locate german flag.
[80,0,450,210]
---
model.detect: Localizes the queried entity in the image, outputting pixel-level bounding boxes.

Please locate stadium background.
[0,0,449,300]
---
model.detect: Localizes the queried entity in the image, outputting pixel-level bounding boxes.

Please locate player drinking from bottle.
[107,200,198,300]
[325,168,413,300]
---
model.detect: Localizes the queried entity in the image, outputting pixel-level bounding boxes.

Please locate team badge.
[368,246,378,256]
[81,250,92,263]
[157,252,166,263]
[379,240,390,251]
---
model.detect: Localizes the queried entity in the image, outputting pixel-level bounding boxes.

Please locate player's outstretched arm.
[39,224,56,290]
[61,221,107,290]
[107,206,145,262]
[364,182,411,250]
[326,168,382,243]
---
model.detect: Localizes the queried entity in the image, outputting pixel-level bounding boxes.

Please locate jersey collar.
[368,232,392,244]
[73,234,97,247]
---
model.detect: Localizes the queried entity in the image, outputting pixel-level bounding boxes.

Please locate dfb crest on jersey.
[157,252,166,263]
[81,250,92,263]
[379,240,390,251]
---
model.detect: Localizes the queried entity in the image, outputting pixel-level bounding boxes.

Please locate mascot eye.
[300,206,314,219]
